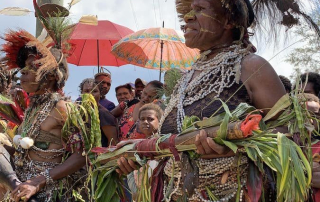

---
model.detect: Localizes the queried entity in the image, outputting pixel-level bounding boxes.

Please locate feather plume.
[1,30,58,83]
[251,0,320,42]
[0,7,32,16]
[175,0,320,43]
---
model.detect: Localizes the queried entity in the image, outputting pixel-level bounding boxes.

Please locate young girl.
[112,80,163,141]
[137,103,163,137]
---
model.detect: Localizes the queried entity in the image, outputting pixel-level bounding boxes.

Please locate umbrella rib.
[176,42,185,68]
[177,41,190,68]
[109,40,120,66]
[169,41,176,69]
[78,39,87,65]
[110,22,123,39]
[137,39,154,66]
[149,40,160,69]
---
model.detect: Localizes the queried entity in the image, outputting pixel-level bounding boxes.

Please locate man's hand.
[11,175,45,202]
[195,130,234,158]
[116,157,139,175]
[307,101,320,114]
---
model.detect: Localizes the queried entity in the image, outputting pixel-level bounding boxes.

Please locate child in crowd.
[126,103,163,201]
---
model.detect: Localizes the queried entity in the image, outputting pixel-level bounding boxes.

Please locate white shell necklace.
[159,43,250,133]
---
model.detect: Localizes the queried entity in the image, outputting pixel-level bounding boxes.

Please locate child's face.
[138,110,159,137]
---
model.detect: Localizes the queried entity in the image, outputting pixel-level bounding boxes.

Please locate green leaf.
[221,139,238,153]
[263,94,291,122]
[245,147,258,162]
[216,113,230,140]
[277,133,290,197]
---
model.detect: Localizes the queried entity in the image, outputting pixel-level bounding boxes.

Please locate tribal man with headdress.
[117,0,320,201]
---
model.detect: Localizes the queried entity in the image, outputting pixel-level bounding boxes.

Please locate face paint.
[200,28,215,34]
[21,67,37,74]
[184,10,196,22]
[184,9,224,25]
[199,12,224,24]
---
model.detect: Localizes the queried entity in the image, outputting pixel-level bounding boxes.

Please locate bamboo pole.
[97,122,243,165]
[36,0,64,37]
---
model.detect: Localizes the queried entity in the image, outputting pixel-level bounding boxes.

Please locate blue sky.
[0,0,300,104]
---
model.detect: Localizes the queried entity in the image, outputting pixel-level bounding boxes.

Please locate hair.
[79,78,100,93]
[16,46,69,91]
[279,75,292,93]
[146,80,164,99]
[16,46,37,68]
[94,72,111,79]
[139,103,163,121]
[300,72,320,97]
[227,0,255,40]
[115,83,133,94]
[49,48,69,90]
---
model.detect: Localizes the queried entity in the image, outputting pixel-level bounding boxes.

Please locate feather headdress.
[0,0,74,90]
[175,0,320,41]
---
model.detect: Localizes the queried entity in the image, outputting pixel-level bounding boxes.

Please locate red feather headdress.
[1,30,60,84]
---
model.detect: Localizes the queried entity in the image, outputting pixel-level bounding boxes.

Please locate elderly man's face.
[95,75,111,96]
[183,0,228,51]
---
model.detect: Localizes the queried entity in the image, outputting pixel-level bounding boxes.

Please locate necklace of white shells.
[158,43,251,133]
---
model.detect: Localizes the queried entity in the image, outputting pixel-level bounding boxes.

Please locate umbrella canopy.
[111,28,199,72]
[67,20,134,67]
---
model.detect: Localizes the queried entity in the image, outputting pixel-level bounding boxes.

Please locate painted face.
[138,109,159,137]
[135,82,145,98]
[140,84,158,104]
[82,82,101,103]
[183,0,227,50]
[116,87,133,103]
[20,55,39,93]
[95,75,111,96]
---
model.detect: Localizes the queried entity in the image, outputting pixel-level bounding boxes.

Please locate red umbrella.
[67,20,134,70]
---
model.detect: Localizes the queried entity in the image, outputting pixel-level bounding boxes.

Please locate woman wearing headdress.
[117,0,320,201]
[0,1,91,201]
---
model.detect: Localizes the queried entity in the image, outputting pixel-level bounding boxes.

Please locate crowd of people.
[0,0,319,201]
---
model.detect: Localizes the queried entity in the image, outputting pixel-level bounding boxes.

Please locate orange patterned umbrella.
[111,27,199,80]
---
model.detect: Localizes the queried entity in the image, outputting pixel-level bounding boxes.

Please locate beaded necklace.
[21,93,55,139]
[15,93,61,167]
[159,43,250,133]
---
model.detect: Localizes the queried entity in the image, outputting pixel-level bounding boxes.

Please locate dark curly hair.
[138,103,163,121]
[279,75,292,93]
[147,80,164,99]
[300,72,320,97]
